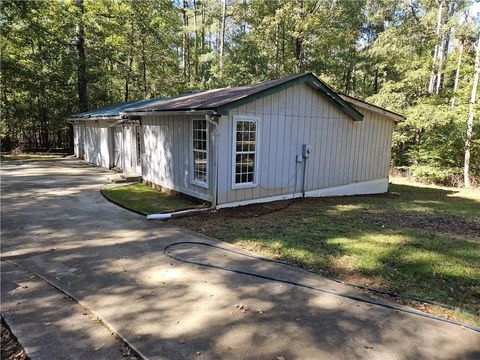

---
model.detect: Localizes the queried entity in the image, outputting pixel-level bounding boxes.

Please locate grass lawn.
[173,177,480,326]
[1,153,65,161]
[102,183,202,214]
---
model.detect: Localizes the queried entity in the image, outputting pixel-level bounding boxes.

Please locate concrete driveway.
[1,158,479,360]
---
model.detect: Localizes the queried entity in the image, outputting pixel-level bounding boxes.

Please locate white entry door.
[113,125,124,169]
[122,124,142,174]
[113,123,142,174]
[132,124,142,174]
[79,123,86,159]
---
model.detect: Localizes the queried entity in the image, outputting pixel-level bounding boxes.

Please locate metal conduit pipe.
[301,144,312,197]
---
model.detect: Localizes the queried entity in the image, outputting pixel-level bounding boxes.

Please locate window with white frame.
[192,119,208,185]
[234,119,257,186]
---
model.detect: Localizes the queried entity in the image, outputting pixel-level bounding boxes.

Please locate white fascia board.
[339,95,405,122]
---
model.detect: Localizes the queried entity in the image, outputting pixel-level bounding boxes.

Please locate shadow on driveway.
[1,159,479,359]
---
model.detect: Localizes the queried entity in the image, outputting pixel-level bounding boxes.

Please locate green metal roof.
[69,98,165,119]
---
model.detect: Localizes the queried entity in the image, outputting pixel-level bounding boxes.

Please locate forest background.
[1,0,479,186]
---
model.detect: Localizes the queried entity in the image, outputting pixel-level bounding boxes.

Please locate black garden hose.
[163,241,480,333]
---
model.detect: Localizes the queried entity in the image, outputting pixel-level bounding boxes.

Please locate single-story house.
[68,72,405,208]
[70,99,161,171]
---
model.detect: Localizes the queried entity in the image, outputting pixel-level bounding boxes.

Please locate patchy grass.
[1,153,65,161]
[173,178,480,326]
[102,183,202,214]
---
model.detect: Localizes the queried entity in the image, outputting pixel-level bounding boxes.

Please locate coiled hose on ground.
[163,241,480,333]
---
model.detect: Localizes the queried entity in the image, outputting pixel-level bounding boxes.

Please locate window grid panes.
[235,120,256,184]
[192,119,208,183]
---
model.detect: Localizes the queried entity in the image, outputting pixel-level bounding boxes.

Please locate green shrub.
[409,165,464,187]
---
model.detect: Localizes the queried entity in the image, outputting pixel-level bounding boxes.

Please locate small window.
[192,119,208,186]
[233,118,258,187]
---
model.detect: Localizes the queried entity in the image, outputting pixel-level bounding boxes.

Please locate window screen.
[192,119,208,184]
[234,120,257,185]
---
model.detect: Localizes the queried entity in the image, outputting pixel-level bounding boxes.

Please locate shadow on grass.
[102,183,204,215]
[174,184,480,314]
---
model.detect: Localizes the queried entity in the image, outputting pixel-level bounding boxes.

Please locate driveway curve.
[1,158,479,360]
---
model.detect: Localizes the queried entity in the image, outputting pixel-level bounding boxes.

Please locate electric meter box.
[302,144,312,158]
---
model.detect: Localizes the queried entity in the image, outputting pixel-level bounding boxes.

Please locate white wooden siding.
[73,122,85,159]
[216,82,394,205]
[83,120,112,168]
[73,124,80,157]
[142,115,213,202]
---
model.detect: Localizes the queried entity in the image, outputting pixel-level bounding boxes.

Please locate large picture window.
[192,119,208,186]
[233,118,258,187]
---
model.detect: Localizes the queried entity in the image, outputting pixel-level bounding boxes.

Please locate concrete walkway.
[1,159,479,360]
[1,261,131,359]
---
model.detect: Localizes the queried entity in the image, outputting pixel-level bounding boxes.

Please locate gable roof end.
[216,73,364,121]
[126,73,365,122]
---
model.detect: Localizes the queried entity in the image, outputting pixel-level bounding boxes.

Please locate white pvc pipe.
[147,213,172,220]
[146,206,213,220]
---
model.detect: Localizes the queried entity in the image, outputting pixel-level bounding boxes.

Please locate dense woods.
[1,0,479,186]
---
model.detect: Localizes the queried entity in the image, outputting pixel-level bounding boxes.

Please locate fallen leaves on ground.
[1,317,29,360]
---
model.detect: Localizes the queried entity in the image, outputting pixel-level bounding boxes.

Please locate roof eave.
[67,115,122,122]
[124,109,217,117]
[338,94,405,122]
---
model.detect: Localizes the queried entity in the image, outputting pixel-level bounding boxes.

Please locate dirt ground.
[360,212,480,240]
[1,318,29,360]
[178,194,480,239]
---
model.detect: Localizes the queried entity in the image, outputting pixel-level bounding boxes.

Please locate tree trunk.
[450,40,463,108]
[295,37,302,72]
[200,0,205,80]
[219,0,227,71]
[428,0,443,94]
[242,0,247,35]
[294,0,304,73]
[275,23,280,76]
[37,42,49,149]
[193,0,198,79]
[435,30,446,94]
[73,0,87,153]
[141,34,147,97]
[352,65,356,93]
[464,34,480,188]
[344,65,352,95]
[75,0,87,112]
[182,0,190,81]
[125,21,134,102]
[201,1,205,52]
[125,54,133,102]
